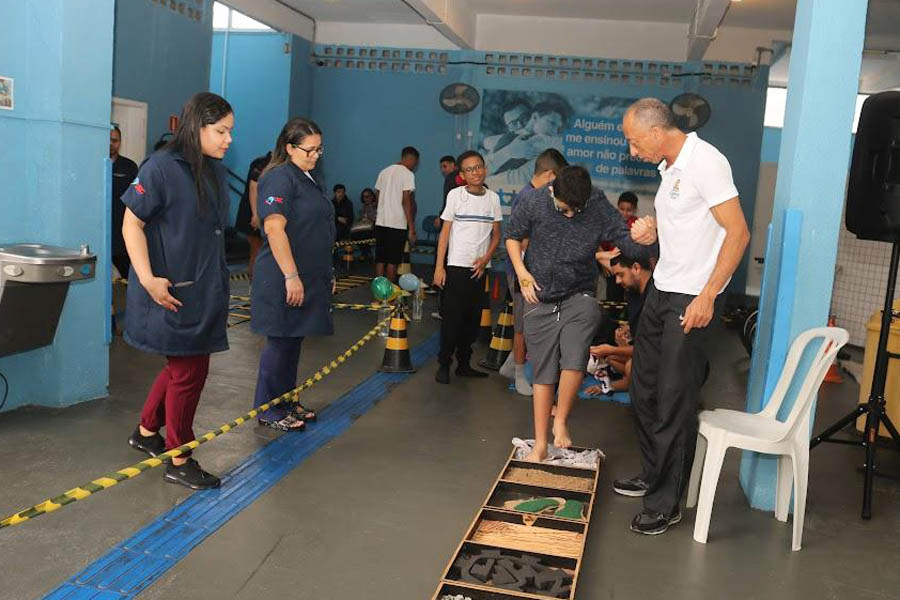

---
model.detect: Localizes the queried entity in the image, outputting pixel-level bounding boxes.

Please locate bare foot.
[524,444,548,463]
[553,421,573,449]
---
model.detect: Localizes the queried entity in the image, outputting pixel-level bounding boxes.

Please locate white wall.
[315,22,459,50]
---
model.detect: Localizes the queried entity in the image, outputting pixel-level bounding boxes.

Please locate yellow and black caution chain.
[334,238,376,248]
[0,318,389,529]
[331,303,382,311]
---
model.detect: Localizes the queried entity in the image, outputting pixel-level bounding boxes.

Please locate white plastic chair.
[686,326,849,551]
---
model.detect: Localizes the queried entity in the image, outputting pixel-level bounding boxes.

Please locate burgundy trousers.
[140,354,211,455]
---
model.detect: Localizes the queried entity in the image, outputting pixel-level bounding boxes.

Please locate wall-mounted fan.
[440,83,480,114]
[670,93,711,132]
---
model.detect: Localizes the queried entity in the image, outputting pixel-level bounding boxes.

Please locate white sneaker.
[431,311,442,320]
[498,353,516,379]
[515,376,533,396]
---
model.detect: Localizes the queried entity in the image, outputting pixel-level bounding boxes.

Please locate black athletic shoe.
[164,458,221,490]
[613,477,650,497]
[435,364,450,384]
[456,364,488,378]
[629,509,682,535]
[128,426,166,458]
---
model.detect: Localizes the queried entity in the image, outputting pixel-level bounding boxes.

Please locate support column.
[0,1,114,410]
[740,0,867,509]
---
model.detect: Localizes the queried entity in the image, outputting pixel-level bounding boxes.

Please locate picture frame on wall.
[0,76,13,110]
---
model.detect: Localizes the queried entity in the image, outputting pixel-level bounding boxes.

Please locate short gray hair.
[627,98,677,130]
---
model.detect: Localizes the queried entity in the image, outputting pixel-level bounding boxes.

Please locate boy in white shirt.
[433,151,503,384]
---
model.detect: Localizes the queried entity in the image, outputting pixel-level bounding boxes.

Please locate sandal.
[290,404,317,422]
[258,414,306,432]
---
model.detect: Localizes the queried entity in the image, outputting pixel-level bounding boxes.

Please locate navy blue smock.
[121,150,230,356]
[251,162,336,338]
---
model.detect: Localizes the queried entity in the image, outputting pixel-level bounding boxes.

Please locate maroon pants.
[140,354,210,455]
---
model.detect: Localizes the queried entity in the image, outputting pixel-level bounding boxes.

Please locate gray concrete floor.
[2,266,900,600]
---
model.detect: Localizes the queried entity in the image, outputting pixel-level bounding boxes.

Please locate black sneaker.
[613,477,650,497]
[164,458,221,490]
[435,364,450,384]
[629,509,682,535]
[128,426,166,458]
[456,364,488,378]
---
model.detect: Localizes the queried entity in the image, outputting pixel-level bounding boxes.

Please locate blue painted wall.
[310,61,466,232]
[113,0,213,155]
[210,31,315,224]
[290,35,315,120]
[0,0,115,411]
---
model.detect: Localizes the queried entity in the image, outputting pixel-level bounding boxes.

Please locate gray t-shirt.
[505,186,649,303]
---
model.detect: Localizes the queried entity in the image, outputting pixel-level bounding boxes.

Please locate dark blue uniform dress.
[120,150,229,455]
[250,162,335,422]
[121,150,230,356]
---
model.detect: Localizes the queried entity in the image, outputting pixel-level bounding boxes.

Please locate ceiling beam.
[687,0,734,61]
[401,0,475,49]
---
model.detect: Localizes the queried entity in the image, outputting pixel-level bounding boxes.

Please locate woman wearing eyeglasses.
[250,118,334,431]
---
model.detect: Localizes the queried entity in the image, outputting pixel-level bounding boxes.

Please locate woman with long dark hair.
[250,118,335,431]
[122,92,233,489]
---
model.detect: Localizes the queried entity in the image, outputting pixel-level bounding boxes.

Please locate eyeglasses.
[291,144,324,157]
[461,164,485,174]
[549,185,583,215]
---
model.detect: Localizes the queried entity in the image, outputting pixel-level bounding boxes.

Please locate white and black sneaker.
[630,509,682,535]
[613,477,650,497]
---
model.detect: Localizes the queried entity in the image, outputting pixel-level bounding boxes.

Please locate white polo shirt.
[374,164,415,230]
[441,186,503,268]
[653,132,739,296]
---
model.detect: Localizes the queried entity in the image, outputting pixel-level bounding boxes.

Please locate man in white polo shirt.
[375,146,419,281]
[618,98,750,535]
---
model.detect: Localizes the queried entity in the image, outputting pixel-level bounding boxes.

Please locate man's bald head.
[625,98,677,131]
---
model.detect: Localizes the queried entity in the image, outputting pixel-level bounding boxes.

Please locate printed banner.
[478,90,660,213]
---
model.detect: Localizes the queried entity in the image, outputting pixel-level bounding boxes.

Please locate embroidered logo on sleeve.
[132,177,145,195]
[265,196,284,205]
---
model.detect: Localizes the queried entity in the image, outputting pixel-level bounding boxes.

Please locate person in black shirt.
[110,125,139,277]
[235,152,271,279]
[332,184,354,240]
[587,253,652,395]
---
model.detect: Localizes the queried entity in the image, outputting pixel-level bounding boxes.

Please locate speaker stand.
[810,238,900,519]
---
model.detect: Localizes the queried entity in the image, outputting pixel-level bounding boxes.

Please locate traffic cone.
[380,306,415,373]
[480,292,514,370]
[479,273,492,344]
[342,244,354,271]
[824,315,843,384]
[398,241,411,276]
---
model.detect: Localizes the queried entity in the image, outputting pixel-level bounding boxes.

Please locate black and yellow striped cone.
[478,273,492,344]
[380,307,415,373]
[398,241,411,275]
[479,292,514,371]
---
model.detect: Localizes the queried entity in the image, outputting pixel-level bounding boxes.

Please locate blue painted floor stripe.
[43,333,439,600]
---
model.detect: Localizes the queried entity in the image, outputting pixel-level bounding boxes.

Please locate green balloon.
[370,276,393,301]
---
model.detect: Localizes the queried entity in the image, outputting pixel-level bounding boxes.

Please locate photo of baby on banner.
[479,90,662,215]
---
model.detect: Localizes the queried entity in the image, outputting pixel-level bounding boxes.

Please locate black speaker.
[846,91,900,241]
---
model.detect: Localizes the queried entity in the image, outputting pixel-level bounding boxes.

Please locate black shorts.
[375,225,407,265]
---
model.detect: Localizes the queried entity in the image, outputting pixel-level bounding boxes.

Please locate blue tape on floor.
[43,333,439,600]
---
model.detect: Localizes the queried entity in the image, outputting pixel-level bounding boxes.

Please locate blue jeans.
[253,336,304,421]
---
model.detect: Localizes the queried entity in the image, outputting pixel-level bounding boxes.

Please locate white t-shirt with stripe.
[441,186,503,268]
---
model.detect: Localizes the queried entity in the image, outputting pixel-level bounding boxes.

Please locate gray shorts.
[506,272,525,334]
[523,293,600,385]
